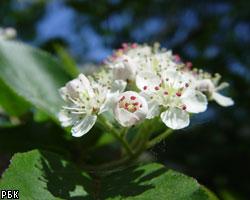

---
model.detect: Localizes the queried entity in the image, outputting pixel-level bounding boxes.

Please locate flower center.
[119,95,142,113]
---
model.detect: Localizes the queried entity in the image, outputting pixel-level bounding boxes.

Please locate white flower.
[113,91,148,127]
[195,79,234,107]
[136,69,207,129]
[107,43,152,81]
[58,73,126,137]
[58,42,234,137]
[110,55,137,81]
[125,44,152,57]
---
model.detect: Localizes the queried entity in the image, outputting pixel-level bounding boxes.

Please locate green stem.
[98,116,134,157]
[131,121,150,148]
[146,128,173,149]
[120,127,128,139]
[84,121,156,172]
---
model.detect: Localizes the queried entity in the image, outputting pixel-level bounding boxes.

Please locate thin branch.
[146,128,173,149]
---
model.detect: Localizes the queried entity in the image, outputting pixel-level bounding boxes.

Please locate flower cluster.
[59,43,234,137]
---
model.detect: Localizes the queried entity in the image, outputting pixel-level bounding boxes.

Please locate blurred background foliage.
[0,0,250,199]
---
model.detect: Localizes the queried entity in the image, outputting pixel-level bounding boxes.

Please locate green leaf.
[0,150,92,200]
[54,45,79,78]
[33,110,50,122]
[0,78,30,116]
[0,40,70,120]
[100,163,214,200]
[0,150,218,200]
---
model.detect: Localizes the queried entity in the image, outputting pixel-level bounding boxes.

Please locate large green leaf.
[100,164,214,200]
[0,150,92,200]
[0,40,70,120]
[0,78,30,117]
[0,150,218,200]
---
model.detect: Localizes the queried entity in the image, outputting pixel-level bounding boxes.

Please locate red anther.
[130,96,136,100]
[143,86,147,90]
[120,96,125,101]
[133,102,139,106]
[182,105,187,110]
[186,62,193,68]
[174,54,181,62]
[133,107,137,112]
[125,103,129,108]
[176,92,182,97]
[131,43,137,48]
[185,83,189,87]
[155,86,160,90]
[164,91,168,95]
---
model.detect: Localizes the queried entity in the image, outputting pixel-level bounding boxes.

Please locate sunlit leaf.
[0,78,30,116]
[0,150,218,200]
[0,40,70,121]
[0,150,92,200]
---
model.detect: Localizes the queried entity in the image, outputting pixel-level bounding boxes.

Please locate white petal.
[134,95,148,119]
[59,87,68,101]
[114,108,139,127]
[71,115,97,137]
[112,63,129,80]
[66,79,82,99]
[65,74,94,99]
[195,79,214,93]
[215,82,229,91]
[139,92,159,118]
[58,110,73,127]
[146,100,160,119]
[136,71,161,91]
[123,56,137,78]
[112,56,136,80]
[181,89,207,113]
[121,91,139,99]
[99,91,119,114]
[111,80,127,93]
[78,74,94,97]
[160,107,190,129]
[212,92,234,107]
[162,70,183,89]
